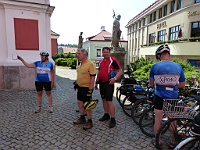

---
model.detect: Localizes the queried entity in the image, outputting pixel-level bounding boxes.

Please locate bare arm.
[178,82,185,89]
[150,79,154,87]
[51,69,55,88]
[89,76,95,90]
[17,56,35,68]
[110,68,123,84]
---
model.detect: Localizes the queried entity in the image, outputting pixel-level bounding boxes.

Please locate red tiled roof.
[86,30,127,42]
[126,0,161,26]
[87,30,112,41]
[62,47,77,54]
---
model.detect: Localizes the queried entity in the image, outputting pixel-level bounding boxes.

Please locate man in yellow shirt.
[73,48,96,130]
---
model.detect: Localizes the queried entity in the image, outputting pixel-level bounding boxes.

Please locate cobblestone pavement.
[0,67,156,150]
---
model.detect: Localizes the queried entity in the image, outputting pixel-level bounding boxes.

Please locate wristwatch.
[114,77,117,81]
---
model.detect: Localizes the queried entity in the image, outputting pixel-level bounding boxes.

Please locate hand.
[95,84,98,90]
[17,55,23,61]
[109,78,115,84]
[73,81,78,90]
[51,82,55,88]
[86,89,93,98]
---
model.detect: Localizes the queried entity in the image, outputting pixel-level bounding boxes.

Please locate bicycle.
[121,84,148,117]
[155,96,200,150]
[174,136,200,150]
[131,87,154,125]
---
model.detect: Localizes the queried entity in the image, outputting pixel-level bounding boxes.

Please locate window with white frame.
[195,0,200,3]
[142,18,145,26]
[158,29,166,42]
[96,49,101,57]
[169,25,180,40]
[163,4,167,16]
[170,0,176,13]
[159,8,162,19]
[191,21,200,37]
[153,11,156,21]
[177,0,182,10]
[149,33,156,43]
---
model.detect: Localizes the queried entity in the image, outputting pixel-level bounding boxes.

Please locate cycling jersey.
[77,59,96,87]
[34,61,53,82]
[149,60,185,99]
[98,57,121,82]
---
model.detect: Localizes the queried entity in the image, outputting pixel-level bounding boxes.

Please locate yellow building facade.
[126,0,200,67]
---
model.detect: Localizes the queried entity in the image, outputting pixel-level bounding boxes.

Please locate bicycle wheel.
[116,86,120,103]
[138,106,155,137]
[121,95,134,117]
[174,137,200,150]
[131,98,148,125]
[156,118,194,150]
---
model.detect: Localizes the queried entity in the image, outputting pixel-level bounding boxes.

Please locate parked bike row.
[115,76,200,150]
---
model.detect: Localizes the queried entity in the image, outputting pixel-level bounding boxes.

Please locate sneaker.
[109,118,116,128]
[35,106,41,113]
[83,120,93,130]
[73,117,86,125]
[48,106,53,113]
[99,114,110,121]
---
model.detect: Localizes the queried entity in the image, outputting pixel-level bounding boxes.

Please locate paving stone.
[0,67,158,150]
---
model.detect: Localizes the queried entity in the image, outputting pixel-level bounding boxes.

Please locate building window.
[14,18,39,50]
[171,0,176,13]
[96,49,101,57]
[177,0,182,10]
[195,0,200,3]
[159,8,162,19]
[163,4,167,16]
[169,25,180,40]
[149,33,156,43]
[158,29,166,42]
[149,14,152,23]
[142,18,145,26]
[139,20,141,28]
[191,21,200,37]
[153,11,156,21]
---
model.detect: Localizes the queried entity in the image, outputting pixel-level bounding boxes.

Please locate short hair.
[78,48,88,56]
[102,47,111,52]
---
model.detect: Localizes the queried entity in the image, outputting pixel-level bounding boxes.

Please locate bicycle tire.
[174,137,200,150]
[122,95,134,117]
[138,107,155,137]
[155,118,194,150]
[131,98,148,125]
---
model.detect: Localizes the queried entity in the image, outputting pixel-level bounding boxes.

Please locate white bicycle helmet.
[40,51,49,56]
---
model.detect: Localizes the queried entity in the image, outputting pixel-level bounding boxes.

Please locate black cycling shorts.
[99,82,114,101]
[35,81,51,91]
[77,87,90,103]
[153,95,164,110]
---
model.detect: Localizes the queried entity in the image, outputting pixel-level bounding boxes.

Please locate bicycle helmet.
[84,99,99,111]
[155,44,170,60]
[40,51,49,56]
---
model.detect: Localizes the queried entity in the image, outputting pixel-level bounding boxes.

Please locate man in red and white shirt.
[96,47,122,128]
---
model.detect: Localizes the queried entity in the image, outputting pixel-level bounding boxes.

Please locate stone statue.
[111,13,121,48]
[78,32,83,48]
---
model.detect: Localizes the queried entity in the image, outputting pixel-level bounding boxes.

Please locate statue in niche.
[111,11,121,48]
[78,32,83,49]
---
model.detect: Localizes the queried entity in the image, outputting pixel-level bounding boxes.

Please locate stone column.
[111,47,126,82]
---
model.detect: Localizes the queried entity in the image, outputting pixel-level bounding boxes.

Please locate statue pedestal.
[110,47,126,82]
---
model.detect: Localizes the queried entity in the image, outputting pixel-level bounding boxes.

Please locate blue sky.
[50,0,156,44]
